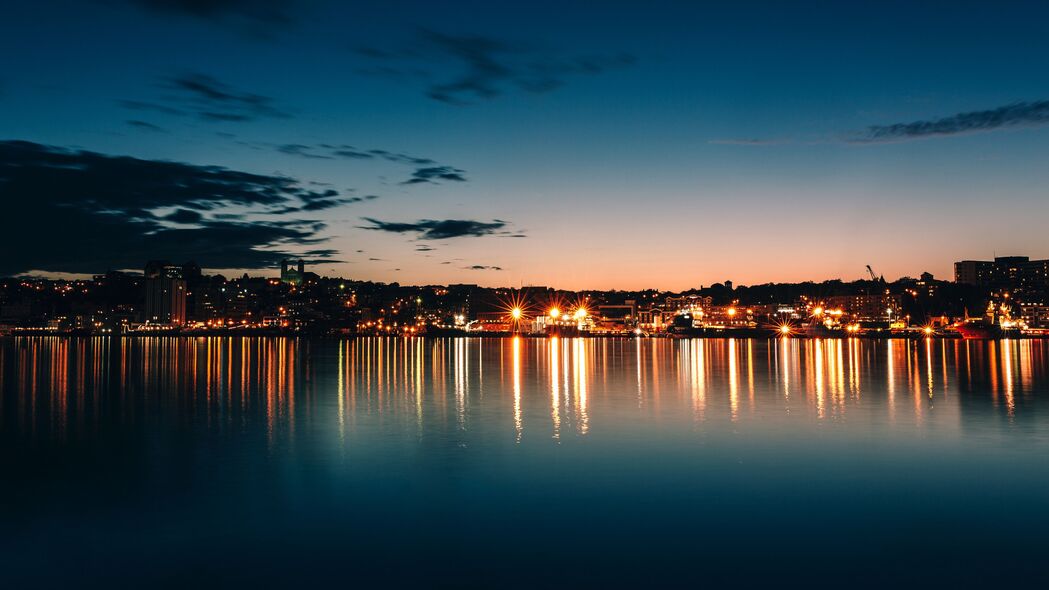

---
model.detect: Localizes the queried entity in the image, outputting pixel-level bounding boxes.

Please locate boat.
[953,317,1004,339]
[953,303,1018,339]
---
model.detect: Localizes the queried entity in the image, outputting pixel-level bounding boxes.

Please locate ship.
[952,302,1018,339]
[953,317,1005,339]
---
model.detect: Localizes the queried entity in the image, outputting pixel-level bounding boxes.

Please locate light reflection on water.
[2,336,1049,442]
[4,336,1049,585]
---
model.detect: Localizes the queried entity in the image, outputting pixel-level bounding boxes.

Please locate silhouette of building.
[144,261,186,325]
[955,256,1049,291]
[281,259,306,285]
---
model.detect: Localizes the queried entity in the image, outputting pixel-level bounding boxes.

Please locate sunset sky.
[3,0,1049,289]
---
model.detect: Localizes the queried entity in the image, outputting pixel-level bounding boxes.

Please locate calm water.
[3,336,1049,586]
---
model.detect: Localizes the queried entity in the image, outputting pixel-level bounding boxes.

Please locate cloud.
[164,208,204,224]
[0,140,347,275]
[271,142,464,184]
[127,0,293,27]
[277,143,333,159]
[166,73,290,121]
[120,73,290,123]
[278,143,435,165]
[359,218,519,240]
[708,138,790,146]
[465,265,503,271]
[265,193,379,214]
[119,99,187,116]
[850,100,1049,143]
[127,119,168,132]
[356,29,635,105]
[401,165,467,185]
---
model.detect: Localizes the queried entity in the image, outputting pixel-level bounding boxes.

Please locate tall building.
[144,261,187,325]
[955,256,1049,291]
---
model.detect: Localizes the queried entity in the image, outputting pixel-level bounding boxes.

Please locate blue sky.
[3,0,1049,288]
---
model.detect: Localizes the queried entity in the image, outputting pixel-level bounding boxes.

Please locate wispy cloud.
[270,142,466,184]
[464,265,503,271]
[356,29,635,105]
[708,138,791,146]
[166,72,290,121]
[359,218,520,240]
[119,72,290,123]
[401,165,467,185]
[126,119,168,132]
[849,100,1049,143]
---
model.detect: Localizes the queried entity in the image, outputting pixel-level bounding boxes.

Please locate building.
[280,259,306,286]
[823,293,902,322]
[144,261,187,325]
[955,256,1049,292]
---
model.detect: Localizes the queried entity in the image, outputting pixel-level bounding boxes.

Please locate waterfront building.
[955,256,1049,292]
[144,261,187,325]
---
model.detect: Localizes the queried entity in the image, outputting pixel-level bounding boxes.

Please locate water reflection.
[3,336,1049,444]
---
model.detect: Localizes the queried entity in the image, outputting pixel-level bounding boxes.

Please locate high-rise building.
[144,261,187,325]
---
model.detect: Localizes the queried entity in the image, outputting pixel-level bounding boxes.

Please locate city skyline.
[4,1,1049,289]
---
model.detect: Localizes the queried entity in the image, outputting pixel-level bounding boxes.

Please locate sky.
[2,0,1049,290]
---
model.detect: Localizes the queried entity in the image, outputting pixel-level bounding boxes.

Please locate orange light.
[549,307,561,320]
[727,307,737,317]
[511,307,522,320]
[779,325,791,335]
[923,326,933,335]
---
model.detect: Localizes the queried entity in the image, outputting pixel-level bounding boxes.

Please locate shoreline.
[2,331,1046,341]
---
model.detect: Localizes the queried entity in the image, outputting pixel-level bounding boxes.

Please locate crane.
[866,265,884,283]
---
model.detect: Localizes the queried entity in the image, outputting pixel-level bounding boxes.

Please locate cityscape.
[5,1,1049,587]
[3,255,1048,338]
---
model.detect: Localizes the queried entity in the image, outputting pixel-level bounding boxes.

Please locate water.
[3,336,1049,586]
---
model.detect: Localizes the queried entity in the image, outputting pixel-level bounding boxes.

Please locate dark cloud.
[850,100,1049,143]
[127,119,168,132]
[359,218,518,240]
[277,143,333,159]
[164,208,204,224]
[265,193,379,215]
[708,138,789,146]
[357,29,635,105]
[119,73,290,123]
[415,245,435,252]
[465,265,503,271]
[127,0,293,26]
[166,72,290,121]
[279,142,436,166]
[0,140,345,275]
[270,142,463,184]
[118,99,187,116]
[401,165,467,185]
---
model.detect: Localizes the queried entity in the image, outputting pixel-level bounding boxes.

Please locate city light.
[511,307,522,320]
[549,307,561,319]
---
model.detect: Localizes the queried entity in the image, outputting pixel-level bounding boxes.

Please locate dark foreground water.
[3,336,1049,587]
